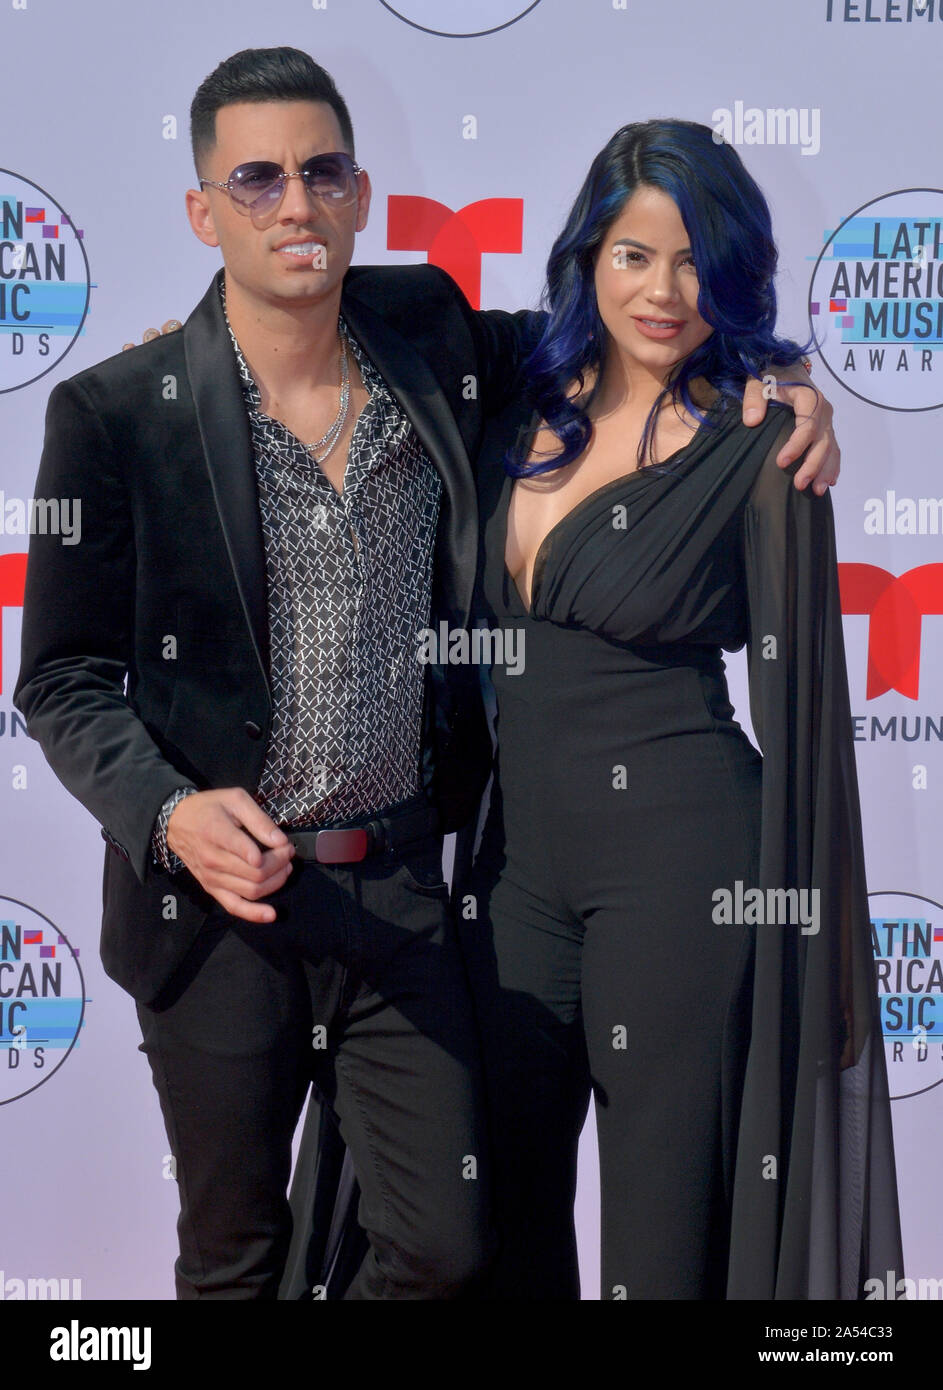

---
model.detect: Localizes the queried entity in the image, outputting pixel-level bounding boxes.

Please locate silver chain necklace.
[306,321,350,464]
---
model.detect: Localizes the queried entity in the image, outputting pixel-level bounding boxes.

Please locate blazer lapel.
[183,273,270,686]
[340,285,478,628]
[182,270,477,671]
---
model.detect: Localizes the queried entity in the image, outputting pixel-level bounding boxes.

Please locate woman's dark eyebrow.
[611,236,693,255]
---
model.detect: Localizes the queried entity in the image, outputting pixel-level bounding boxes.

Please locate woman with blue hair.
[461,119,901,1300]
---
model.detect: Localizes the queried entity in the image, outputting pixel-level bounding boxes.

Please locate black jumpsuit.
[460,394,902,1299]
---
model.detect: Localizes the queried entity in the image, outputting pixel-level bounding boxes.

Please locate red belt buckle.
[314,827,369,864]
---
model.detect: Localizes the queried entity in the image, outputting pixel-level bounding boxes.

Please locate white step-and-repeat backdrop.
[0,0,940,1301]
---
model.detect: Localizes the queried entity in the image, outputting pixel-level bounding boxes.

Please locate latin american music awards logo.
[0,897,86,1104]
[0,170,90,395]
[378,0,542,37]
[870,891,943,1100]
[809,189,943,411]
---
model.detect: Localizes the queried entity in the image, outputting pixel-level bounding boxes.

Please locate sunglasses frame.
[199,152,365,218]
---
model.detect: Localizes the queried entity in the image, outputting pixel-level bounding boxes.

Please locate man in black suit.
[14,47,838,1300]
[15,47,533,1300]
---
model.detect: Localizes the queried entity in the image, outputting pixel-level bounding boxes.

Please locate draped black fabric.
[285,396,902,1299]
[734,416,903,1298]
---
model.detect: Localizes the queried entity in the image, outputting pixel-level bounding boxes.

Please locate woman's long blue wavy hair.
[507,119,813,476]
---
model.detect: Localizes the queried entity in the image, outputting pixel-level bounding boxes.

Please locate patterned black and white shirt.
[153,287,442,869]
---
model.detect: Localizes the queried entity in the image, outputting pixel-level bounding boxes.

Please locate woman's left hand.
[741,365,839,496]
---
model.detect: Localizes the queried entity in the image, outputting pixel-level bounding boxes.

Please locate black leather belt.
[285,800,439,865]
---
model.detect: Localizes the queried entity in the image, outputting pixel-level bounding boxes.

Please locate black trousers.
[461,733,760,1301]
[135,812,491,1299]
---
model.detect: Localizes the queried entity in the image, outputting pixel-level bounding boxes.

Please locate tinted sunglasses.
[200,152,364,220]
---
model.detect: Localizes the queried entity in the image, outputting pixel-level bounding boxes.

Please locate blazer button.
[245,720,263,740]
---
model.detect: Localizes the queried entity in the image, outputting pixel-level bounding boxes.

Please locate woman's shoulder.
[705,385,793,453]
[733,398,832,529]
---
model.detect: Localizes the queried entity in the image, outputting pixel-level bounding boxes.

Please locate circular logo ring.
[808,187,943,414]
[869,889,943,1101]
[0,169,90,396]
[0,895,86,1105]
[378,1,542,38]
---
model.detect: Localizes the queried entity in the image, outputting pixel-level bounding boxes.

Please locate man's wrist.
[152,786,198,873]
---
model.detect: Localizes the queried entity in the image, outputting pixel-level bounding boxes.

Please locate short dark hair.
[190,46,355,174]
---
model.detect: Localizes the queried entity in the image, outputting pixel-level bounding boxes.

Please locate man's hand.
[121,319,182,351]
[167,788,295,923]
[741,363,840,497]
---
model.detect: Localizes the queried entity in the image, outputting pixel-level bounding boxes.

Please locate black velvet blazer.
[15,264,536,1002]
